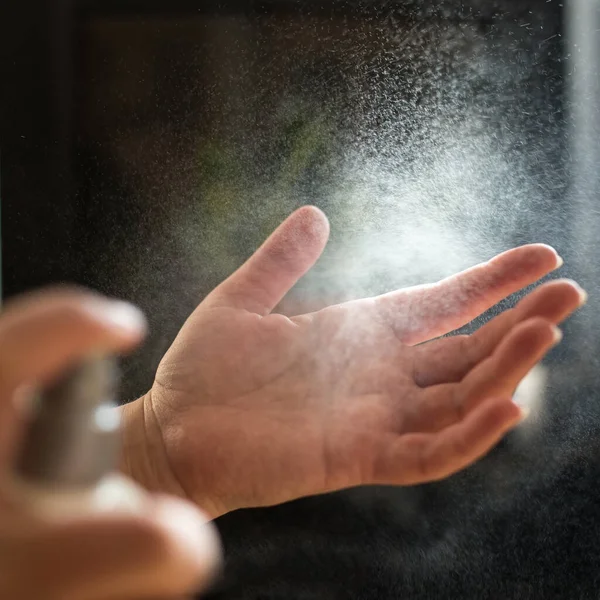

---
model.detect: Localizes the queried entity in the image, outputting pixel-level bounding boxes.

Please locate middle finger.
[411,279,585,388]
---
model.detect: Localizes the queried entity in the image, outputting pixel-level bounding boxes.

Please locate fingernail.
[551,326,563,345]
[555,254,564,269]
[562,280,588,306]
[88,299,147,334]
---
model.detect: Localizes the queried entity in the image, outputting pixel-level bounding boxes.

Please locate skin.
[119,206,586,518]
[0,291,220,600]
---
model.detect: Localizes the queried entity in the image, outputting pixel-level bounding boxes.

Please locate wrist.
[119,393,185,498]
[118,392,225,519]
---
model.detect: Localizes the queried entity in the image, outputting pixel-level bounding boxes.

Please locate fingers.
[0,288,146,464]
[412,279,585,387]
[407,318,560,433]
[2,496,221,600]
[205,206,330,315]
[372,397,522,485]
[0,287,146,393]
[376,243,562,345]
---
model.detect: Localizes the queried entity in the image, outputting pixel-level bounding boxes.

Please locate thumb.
[206,206,330,315]
[1,496,221,600]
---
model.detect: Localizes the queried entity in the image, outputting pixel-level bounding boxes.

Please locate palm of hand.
[142,208,582,517]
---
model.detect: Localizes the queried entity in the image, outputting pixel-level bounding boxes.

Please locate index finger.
[0,287,146,462]
[376,243,562,345]
[0,287,146,391]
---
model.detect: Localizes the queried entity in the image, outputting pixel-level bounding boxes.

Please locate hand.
[0,290,220,600]
[122,207,585,518]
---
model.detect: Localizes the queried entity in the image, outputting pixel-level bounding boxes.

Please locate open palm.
[123,207,584,518]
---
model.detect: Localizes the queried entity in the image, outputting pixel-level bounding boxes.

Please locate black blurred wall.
[4,3,600,600]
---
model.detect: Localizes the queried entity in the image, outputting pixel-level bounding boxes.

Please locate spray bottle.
[8,356,145,517]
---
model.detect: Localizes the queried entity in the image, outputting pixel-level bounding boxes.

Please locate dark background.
[3,1,600,598]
